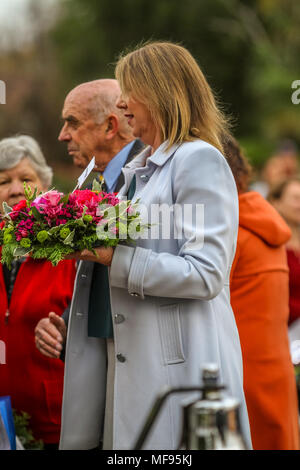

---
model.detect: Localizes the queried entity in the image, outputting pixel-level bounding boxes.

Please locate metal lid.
[202,363,219,386]
[193,396,240,413]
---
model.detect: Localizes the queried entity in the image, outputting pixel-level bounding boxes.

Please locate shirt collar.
[102,140,135,192]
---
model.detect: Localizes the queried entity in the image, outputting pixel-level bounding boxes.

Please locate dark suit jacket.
[113,139,144,191]
[61,139,144,334]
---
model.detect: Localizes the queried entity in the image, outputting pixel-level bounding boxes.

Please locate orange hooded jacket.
[230,191,299,450]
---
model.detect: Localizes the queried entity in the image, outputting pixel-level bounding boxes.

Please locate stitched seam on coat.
[158,304,185,364]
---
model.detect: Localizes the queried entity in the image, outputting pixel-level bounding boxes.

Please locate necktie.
[87,174,137,338]
[99,174,107,192]
[127,175,136,200]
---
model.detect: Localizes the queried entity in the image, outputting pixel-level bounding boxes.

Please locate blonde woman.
[59,42,252,450]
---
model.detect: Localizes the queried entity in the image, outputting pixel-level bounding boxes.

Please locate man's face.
[58,92,106,169]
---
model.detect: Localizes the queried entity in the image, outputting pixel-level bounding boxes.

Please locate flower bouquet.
[0,180,146,267]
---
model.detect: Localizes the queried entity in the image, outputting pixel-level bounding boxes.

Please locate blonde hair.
[115,41,231,152]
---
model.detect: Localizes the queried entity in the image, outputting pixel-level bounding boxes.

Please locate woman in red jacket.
[268,177,300,326]
[0,135,76,449]
[223,135,299,450]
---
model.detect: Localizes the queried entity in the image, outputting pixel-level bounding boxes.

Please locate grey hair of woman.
[0,135,53,188]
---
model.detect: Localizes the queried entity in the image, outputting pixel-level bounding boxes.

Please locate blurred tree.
[0,0,81,191]
[51,0,300,169]
[0,0,299,189]
[214,0,300,166]
[51,0,254,133]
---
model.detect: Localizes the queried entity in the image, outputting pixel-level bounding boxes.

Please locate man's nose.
[58,123,71,141]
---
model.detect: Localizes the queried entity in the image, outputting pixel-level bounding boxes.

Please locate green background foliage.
[0,0,299,190]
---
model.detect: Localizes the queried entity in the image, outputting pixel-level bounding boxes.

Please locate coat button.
[130,292,140,297]
[114,314,125,324]
[116,353,126,363]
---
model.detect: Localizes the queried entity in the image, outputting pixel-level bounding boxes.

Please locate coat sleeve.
[110,144,239,301]
[229,239,240,286]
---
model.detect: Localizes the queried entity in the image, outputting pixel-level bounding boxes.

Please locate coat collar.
[119,141,182,197]
[125,141,182,170]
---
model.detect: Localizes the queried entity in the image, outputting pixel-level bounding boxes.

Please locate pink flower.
[70,190,101,206]
[127,205,136,215]
[16,227,29,241]
[33,190,63,208]
[19,229,29,237]
[31,190,64,223]
[68,190,104,219]
[101,193,120,206]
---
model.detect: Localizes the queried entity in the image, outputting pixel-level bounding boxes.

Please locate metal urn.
[134,363,248,450]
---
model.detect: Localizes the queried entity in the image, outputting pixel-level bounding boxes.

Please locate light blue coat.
[59,140,252,450]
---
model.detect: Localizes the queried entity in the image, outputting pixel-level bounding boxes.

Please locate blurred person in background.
[268,178,300,327]
[0,135,76,449]
[251,139,299,198]
[223,134,299,450]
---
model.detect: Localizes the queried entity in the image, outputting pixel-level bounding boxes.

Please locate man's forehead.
[62,95,90,120]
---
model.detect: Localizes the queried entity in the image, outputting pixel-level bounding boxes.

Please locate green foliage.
[24,183,38,204]
[31,244,75,266]
[49,0,300,172]
[1,0,300,182]
[13,410,44,450]
[52,0,253,132]
[238,136,274,170]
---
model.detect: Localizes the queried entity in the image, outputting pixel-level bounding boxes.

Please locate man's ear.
[104,114,119,139]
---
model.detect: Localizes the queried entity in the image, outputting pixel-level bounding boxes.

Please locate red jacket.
[230,191,299,450]
[0,256,76,444]
[286,248,300,325]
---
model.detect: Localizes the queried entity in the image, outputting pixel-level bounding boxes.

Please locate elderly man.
[59,78,142,178]
[34,79,143,449]
[36,78,143,353]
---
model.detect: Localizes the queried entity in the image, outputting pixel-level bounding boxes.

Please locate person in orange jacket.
[223,134,299,450]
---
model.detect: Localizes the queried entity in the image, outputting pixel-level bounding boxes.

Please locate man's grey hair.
[0,135,53,188]
[88,87,121,124]
[77,79,132,136]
